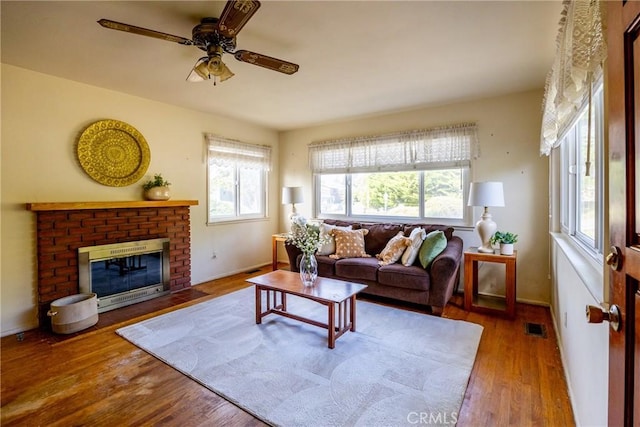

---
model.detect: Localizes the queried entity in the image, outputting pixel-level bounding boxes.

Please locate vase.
[299,253,318,287]
[145,186,171,201]
[500,243,514,255]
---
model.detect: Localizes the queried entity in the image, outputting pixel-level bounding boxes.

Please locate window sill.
[550,232,603,301]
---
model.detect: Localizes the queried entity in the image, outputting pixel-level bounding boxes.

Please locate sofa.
[285,219,463,315]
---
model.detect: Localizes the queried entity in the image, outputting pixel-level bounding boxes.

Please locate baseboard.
[549,307,580,426]
[196,262,273,283]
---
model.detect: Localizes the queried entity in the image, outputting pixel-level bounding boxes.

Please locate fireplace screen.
[78,238,170,312]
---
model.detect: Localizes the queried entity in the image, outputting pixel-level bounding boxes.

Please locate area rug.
[116,287,483,426]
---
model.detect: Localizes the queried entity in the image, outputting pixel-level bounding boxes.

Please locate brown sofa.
[285,220,463,315]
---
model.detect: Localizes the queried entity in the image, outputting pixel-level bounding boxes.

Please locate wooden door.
[607,1,640,426]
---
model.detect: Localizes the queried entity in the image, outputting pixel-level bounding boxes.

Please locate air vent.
[524,322,547,338]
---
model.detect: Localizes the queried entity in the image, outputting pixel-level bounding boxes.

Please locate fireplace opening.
[78,238,170,313]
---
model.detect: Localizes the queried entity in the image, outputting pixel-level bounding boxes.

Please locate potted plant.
[142,174,171,201]
[490,231,518,255]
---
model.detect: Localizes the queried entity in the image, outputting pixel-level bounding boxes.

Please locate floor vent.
[524,322,547,338]
[245,269,261,274]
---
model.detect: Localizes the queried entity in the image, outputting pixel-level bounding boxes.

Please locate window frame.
[206,136,270,225]
[313,166,471,226]
[558,82,604,261]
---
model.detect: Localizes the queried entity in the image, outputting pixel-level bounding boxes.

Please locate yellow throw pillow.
[377,231,411,266]
[329,228,370,259]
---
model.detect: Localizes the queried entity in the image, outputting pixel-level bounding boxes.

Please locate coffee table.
[247,270,367,349]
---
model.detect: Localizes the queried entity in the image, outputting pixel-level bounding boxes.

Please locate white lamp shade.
[282,186,304,205]
[467,182,505,207]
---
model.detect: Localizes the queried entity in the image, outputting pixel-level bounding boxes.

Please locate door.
[607,1,640,426]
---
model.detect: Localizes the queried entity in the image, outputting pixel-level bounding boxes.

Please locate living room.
[1,1,620,425]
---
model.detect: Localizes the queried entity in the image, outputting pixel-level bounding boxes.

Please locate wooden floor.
[1,264,575,426]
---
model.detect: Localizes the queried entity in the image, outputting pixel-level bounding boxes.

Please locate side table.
[464,248,517,319]
[271,233,288,270]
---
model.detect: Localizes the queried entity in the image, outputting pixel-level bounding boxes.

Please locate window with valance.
[205,134,271,223]
[309,123,478,223]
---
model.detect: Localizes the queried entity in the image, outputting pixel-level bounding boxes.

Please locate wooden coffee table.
[247,270,367,349]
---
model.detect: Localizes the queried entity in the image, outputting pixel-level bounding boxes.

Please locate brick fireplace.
[26,200,198,328]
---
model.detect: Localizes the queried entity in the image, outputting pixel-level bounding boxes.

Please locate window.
[559,82,604,258]
[206,134,271,223]
[310,123,477,223]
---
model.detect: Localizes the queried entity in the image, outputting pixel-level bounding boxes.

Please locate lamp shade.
[467,182,505,207]
[282,186,304,205]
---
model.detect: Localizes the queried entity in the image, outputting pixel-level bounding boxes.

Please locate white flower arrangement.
[286,217,329,256]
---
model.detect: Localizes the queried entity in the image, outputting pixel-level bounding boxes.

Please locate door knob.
[605,246,622,271]
[586,304,621,331]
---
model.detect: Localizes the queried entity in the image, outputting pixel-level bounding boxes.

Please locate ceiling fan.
[98,0,299,84]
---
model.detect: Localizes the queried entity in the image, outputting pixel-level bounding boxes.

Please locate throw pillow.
[329,228,371,259]
[376,231,411,266]
[316,223,352,255]
[401,227,427,266]
[418,230,448,269]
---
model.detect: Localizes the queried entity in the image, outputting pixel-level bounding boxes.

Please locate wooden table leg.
[271,235,278,271]
[255,286,262,324]
[328,303,336,349]
[349,296,357,332]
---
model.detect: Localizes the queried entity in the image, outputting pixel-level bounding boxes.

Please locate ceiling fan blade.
[217,0,261,38]
[98,19,193,45]
[234,50,299,75]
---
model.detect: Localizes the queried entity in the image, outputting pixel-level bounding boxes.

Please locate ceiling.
[1,1,562,131]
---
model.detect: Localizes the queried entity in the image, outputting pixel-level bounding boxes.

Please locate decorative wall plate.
[77,119,150,187]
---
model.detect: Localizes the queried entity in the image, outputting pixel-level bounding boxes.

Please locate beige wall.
[1,64,280,336]
[1,64,551,336]
[278,90,550,304]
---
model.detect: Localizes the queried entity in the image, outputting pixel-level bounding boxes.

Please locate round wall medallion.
[77,119,151,187]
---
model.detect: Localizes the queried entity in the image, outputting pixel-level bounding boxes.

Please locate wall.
[550,237,608,426]
[278,90,550,304]
[1,64,280,336]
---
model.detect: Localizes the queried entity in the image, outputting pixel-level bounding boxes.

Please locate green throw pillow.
[418,230,447,269]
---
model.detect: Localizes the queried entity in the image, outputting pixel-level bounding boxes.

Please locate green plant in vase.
[490,231,518,255]
[142,173,171,201]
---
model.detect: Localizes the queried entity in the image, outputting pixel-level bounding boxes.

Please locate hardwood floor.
[1,264,574,426]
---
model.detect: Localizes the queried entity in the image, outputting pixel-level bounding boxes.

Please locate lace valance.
[540,0,606,156]
[205,134,271,170]
[308,123,479,174]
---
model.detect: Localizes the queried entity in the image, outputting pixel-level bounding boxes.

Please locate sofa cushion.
[401,227,426,266]
[329,228,370,259]
[361,223,404,255]
[376,231,411,266]
[317,223,352,255]
[404,224,454,241]
[418,230,448,269]
[335,257,379,282]
[378,264,431,291]
[315,254,338,277]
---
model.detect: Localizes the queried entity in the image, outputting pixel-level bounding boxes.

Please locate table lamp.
[468,181,504,253]
[282,186,304,222]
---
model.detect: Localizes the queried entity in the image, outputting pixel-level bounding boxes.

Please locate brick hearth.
[26,200,198,328]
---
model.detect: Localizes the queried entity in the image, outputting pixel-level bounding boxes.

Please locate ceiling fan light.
[219,63,235,81]
[186,58,209,82]
[195,61,211,79]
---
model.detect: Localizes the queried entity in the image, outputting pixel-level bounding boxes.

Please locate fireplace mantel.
[26,200,198,211]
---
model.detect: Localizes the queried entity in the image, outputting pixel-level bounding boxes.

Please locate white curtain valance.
[206,134,272,171]
[308,123,479,174]
[540,0,606,156]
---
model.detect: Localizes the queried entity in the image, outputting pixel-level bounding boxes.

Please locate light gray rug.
[116,287,482,427]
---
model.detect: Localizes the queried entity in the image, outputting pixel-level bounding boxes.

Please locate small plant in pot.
[142,174,171,201]
[490,231,518,255]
